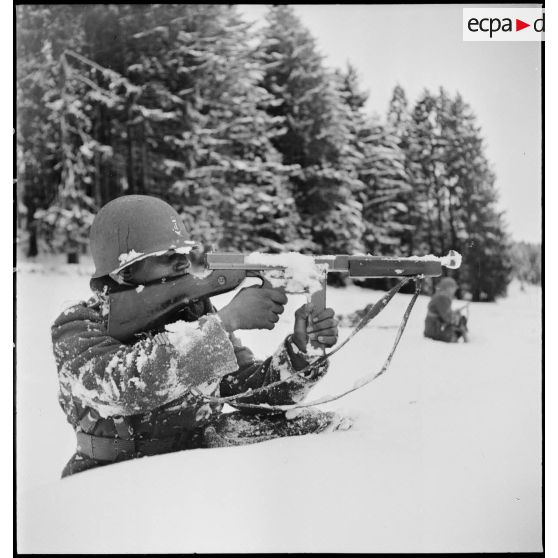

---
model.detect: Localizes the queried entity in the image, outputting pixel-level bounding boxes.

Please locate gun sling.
[76,431,179,461]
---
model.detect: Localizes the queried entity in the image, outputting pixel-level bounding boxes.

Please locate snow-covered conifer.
[258,6,365,254]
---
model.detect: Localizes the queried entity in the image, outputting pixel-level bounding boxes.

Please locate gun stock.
[107,269,247,342]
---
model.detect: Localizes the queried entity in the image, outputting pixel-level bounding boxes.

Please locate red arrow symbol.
[516,19,530,31]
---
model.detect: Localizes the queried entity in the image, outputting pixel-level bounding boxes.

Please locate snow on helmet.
[90,195,197,278]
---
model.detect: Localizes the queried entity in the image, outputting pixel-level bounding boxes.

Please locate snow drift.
[16,266,542,553]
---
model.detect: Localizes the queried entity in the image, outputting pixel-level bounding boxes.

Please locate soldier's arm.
[218,333,328,408]
[52,300,238,418]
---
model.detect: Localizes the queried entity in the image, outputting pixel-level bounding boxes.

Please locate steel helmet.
[90,195,197,278]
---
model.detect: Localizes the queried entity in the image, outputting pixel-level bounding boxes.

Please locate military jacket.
[52,291,328,465]
[423,292,454,342]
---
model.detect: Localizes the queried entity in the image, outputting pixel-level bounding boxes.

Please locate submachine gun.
[107,250,462,343]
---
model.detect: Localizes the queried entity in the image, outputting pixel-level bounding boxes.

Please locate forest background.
[15,4,542,301]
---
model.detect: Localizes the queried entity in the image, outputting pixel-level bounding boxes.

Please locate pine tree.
[17,6,99,262]
[110,4,304,252]
[331,73,412,289]
[335,69,411,254]
[387,84,411,142]
[510,241,541,286]
[258,6,365,254]
[17,13,58,256]
[18,5,305,256]
[33,49,98,262]
[403,89,513,300]
[360,120,411,257]
[385,84,416,256]
[448,95,513,300]
[405,89,440,256]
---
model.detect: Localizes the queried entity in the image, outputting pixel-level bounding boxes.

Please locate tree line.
[17,4,520,300]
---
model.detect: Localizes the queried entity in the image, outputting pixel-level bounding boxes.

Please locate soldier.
[424,277,469,343]
[52,195,346,477]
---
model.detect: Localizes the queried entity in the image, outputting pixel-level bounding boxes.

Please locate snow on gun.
[205,250,462,315]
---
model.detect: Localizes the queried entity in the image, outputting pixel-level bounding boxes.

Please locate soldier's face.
[126,252,191,284]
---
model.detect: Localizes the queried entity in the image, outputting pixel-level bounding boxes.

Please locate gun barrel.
[345,257,442,278]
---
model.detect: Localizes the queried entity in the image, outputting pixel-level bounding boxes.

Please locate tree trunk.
[140,118,147,193]
[433,178,445,254]
[126,106,135,194]
[94,106,103,207]
[27,216,38,257]
[446,185,461,283]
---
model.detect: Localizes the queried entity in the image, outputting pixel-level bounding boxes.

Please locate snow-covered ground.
[16,264,542,553]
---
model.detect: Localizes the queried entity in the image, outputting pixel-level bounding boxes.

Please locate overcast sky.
[238,4,542,244]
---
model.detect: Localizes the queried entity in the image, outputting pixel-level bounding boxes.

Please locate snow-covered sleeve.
[51,299,238,419]
[219,333,328,407]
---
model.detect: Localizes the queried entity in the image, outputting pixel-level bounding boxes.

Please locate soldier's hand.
[292,304,338,352]
[217,286,287,331]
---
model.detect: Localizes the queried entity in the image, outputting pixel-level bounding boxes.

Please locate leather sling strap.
[76,432,177,461]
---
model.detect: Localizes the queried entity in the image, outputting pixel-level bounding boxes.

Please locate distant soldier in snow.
[424,277,468,343]
[52,195,346,478]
